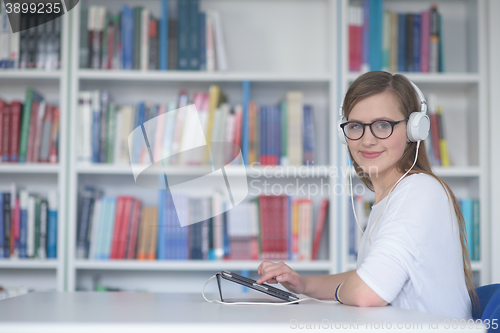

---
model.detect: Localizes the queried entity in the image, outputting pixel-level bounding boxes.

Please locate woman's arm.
[257,262,388,306]
[337,271,389,307]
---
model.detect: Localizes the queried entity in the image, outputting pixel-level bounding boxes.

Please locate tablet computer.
[215,270,299,303]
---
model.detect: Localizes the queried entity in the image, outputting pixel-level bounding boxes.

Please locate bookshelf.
[0,0,491,295]
[0,14,69,292]
[66,0,338,292]
[339,0,489,287]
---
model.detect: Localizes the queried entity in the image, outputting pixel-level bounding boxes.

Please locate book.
[312,199,329,260]
[19,88,44,163]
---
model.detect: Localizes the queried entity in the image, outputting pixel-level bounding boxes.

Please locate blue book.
[177,0,190,70]
[472,200,480,261]
[103,197,117,260]
[188,0,200,69]
[461,199,474,260]
[397,14,407,72]
[412,14,421,72]
[274,105,281,165]
[94,197,108,260]
[122,5,134,70]
[0,194,4,258]
[222,205,229,259]
[259,106,267,164]
[242,81,251,165]
[133,102,146,163]
[362,0,370,70]
[303,105,314,165]
[157,190,167,260]
[159,0,169,70]
[19,191,28,259]
[47,192,58,259]
[198,12,206,70]
[368,0,383,71]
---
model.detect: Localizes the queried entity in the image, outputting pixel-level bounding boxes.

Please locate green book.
[106,102,117,163]
[34,196,41,258]
[19,88,44,163]
[133,6,143,70]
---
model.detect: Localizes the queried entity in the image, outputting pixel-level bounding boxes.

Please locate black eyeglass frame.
[340,119,408,140]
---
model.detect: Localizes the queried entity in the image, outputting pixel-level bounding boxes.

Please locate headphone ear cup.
[338,117,348,145]
[407,112,430,142]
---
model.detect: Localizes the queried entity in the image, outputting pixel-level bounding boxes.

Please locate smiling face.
[347,91,408,180]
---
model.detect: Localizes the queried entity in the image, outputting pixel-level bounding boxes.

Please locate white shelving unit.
[0,15,70,292]
[1,0,491,294]
[339,0,490,286]
[66,0,339,292]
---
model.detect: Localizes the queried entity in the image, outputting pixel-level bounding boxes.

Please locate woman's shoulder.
[397,172,450,207]
[400,173,444,192]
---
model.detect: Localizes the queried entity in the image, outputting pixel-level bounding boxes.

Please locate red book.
[233,106,243,163]
[117,197,133,259]
[2,103,11,162]
[32,102,46,163]
[281,196,289,260]
[349,26,362,71]
[291,199,300,260]
[349,6,362,72]
[420,10,430,73]
[26,101,39,163]
[10,101,22,162]
[258,195,270,260]
[126,199,142,259]
[0,99,4,161]
[312,199,329,260]
[11,197,20,257]
[106,23,115,69]
[429,113,441,165]
[110,196,125,259]
[49,107,59,164]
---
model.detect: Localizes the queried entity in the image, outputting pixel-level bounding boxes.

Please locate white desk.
[0,292,485,332]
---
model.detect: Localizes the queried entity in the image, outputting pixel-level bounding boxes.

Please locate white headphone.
[337,78,430,144]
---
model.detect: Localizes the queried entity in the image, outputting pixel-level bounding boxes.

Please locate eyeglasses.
[340,119,407,140]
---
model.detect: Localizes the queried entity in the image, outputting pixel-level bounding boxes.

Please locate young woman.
[256,71,478,320]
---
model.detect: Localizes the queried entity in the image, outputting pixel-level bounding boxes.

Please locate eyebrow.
[347,117,398,122]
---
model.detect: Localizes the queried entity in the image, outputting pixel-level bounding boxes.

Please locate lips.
[360,151,383,159]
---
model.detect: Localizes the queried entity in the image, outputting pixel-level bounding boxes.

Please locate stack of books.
[0,88,60,164]
[76,187,330,261]
[0,184,58,259]
[77,87,316,167]
[349,1,443,73]
[80,0,227,71]
[0,9,61,69]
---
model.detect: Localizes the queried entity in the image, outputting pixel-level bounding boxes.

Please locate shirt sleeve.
[356,222,420,303]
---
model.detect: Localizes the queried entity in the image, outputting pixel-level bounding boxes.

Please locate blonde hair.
[342,71,479,314]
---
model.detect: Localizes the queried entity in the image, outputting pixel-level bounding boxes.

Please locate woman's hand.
[256,261,307,295]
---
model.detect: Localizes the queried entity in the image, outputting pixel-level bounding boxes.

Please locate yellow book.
[437,105,450,167]
[136,207,150,260]
[204,85,221,165]
[146,207,158,260]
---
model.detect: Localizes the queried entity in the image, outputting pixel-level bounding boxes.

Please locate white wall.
[488,0,500,284]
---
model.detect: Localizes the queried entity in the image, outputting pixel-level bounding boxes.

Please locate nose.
[361,124,377,146]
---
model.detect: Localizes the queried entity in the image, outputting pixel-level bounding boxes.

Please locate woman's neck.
[371,166,406,205]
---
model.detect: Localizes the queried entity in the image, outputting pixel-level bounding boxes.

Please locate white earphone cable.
[350,141,421,246]
[202,275,340,305]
